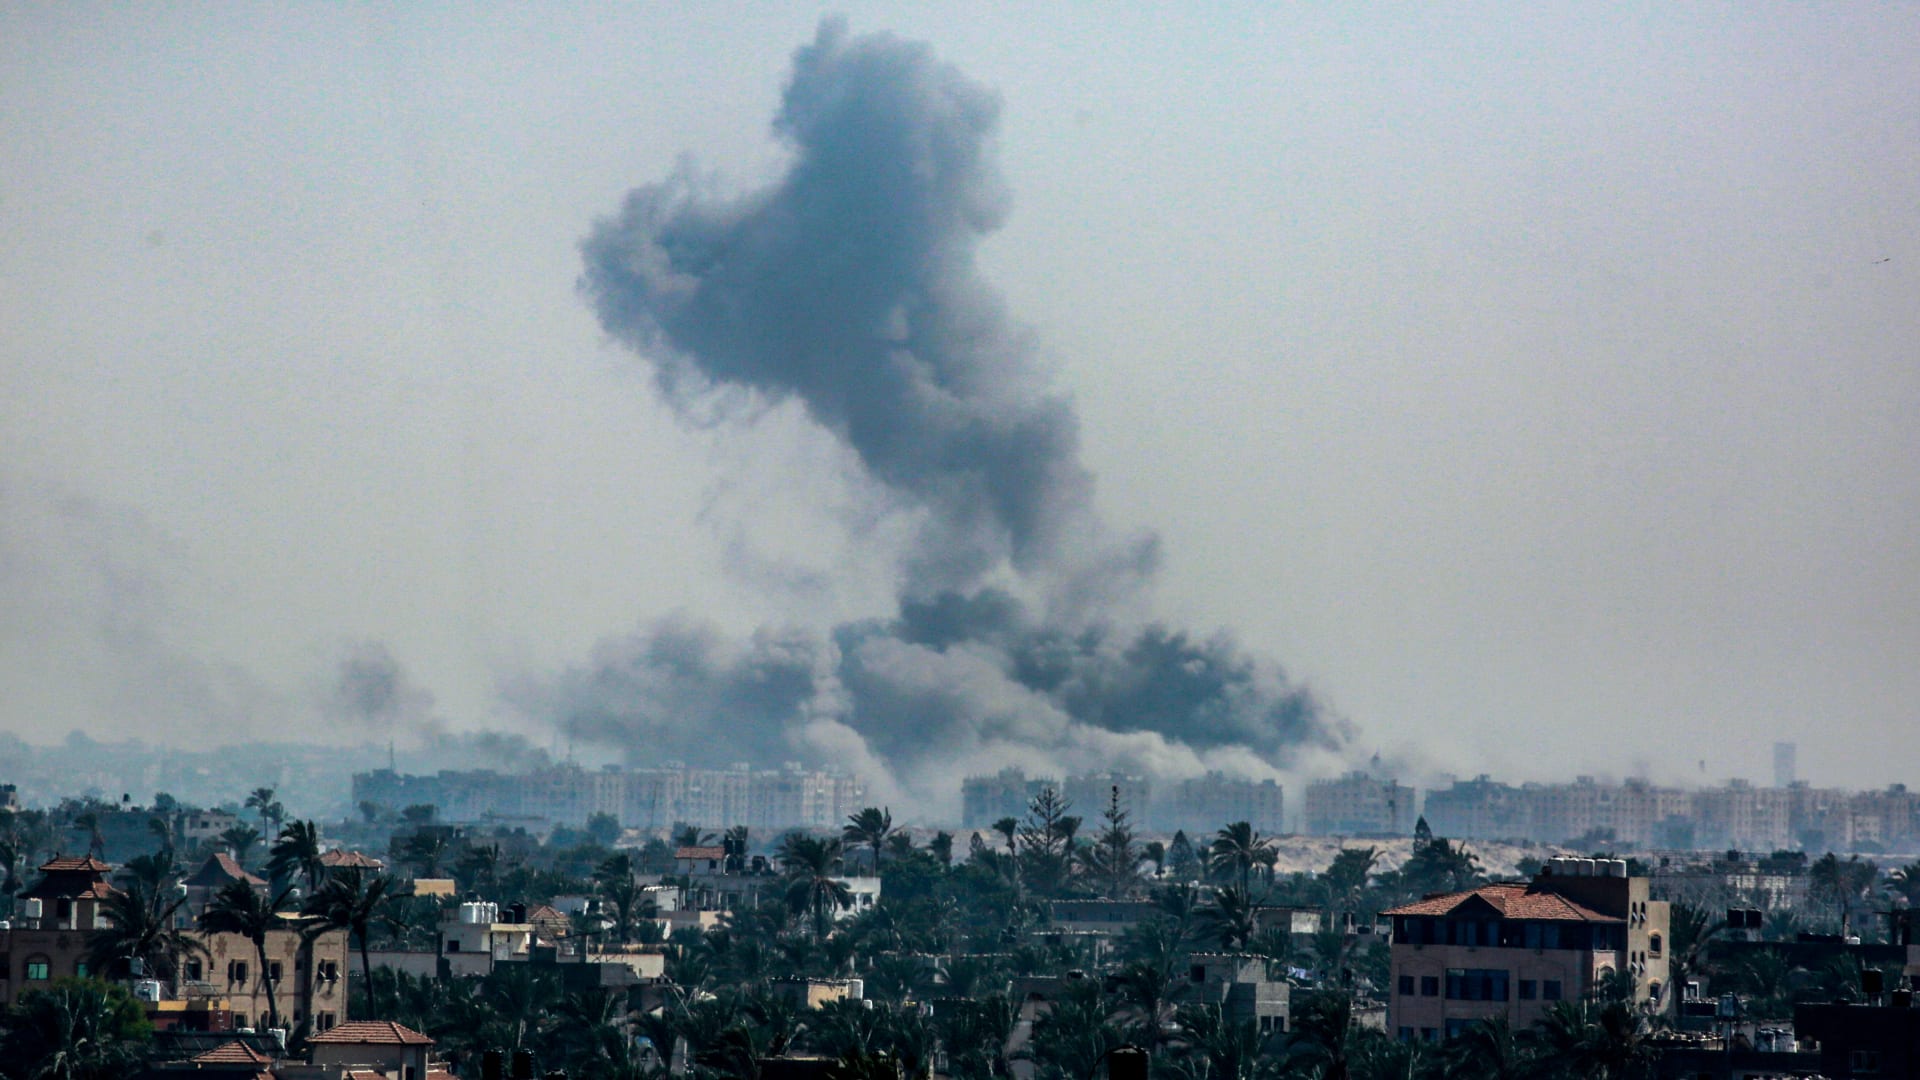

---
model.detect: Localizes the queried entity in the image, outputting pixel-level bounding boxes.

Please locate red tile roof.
[319,849,386,869]
[1382,882,1622,922]
[308,1019,435,1046]
[39,855,112,873]
[675,846,727,860]
[183,851,268,889]
[190,1040,274,1064]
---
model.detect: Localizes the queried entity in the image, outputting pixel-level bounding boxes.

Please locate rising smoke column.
[569,20,1347,808]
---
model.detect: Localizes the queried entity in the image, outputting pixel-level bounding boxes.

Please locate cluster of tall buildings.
[1424,775,1920,852]
[960,768,1286,833]
[352,762,867,831]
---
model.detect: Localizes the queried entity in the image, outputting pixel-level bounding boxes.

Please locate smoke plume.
[561,20,1349,813]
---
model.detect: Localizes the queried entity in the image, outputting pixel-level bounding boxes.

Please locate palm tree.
[199,879,297,1031]
[780,835,854,939]
[219,824,261,869]
[1209,822,1274,894]
[991,817,1019,857]
[1666,903,1724,1017]
[88,879,208,983]
[71,810,106,860]
[246,786,285,834]
[267,820,325,892]
[1442,1015,1531,1080]
[1200,885,1259,951]
[844,807,895,873]
[301,868,396,1016]
[1808,852,1878,936]
[0,977,153,1077]
[594,853,653,946]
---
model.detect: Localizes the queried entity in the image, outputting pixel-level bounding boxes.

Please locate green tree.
[0,978,154,1080]
[1200,885,1258,951]
[844,807,896,873]
[781,835,854,939]
[1209,822,1274,894]
[219,824,261,869]
[87,881,207,984]
[267,819,325,892]
[245,786,286,834]
[1808,852,1878,936]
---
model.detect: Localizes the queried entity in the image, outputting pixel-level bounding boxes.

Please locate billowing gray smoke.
[562,20,1348,811]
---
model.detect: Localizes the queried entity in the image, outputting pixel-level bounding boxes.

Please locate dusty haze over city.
[4,5,1918,812]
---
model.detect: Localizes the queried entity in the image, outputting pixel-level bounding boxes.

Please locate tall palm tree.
[1808,852,1878,936]
[301,867,396,1016]
[780,835,853,939]
[198,879,298,1031]
[245,787,285,834]
[1209,822,1274,894]
[89,879,208,983]
[0,977,153,1077]
[267,820,325,892]
[455,842,503,892]
[594,853,652,946]
[843,807,895,873]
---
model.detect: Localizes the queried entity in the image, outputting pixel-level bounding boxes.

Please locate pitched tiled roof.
[1382,882,1622,922]
[39,855,113,873]
[675,846,727,860]
[319,849,386,868]
[309,1020,435,1046]
[190,1040,274,1064]
[183,851,268,889]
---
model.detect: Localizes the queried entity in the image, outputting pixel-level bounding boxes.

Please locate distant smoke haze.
[554,20,1352,814]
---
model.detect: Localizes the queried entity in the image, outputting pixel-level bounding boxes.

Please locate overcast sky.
[3,4,1917,794]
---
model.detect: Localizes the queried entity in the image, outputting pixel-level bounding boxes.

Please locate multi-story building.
[350,763,866,831]
[1303,772,1415,836]
[1063,773,1152,825]
[1693,779,1793,852]
[0,857,350,1033]
[1384,858,1669,1042]
[1157,773,1285,835]
[960,768,1058,827]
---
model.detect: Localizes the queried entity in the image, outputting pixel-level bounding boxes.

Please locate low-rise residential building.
[1383,858,1669,1042]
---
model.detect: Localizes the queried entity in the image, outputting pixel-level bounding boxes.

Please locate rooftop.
[1381,881,1622,923]
[309,1019,435,1046]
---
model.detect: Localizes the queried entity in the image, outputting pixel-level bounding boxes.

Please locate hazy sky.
[4,4,1917,794]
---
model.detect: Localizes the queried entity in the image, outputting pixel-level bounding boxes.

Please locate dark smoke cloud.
[559,20,1350,811]
[580,19,1116,595]
[325,639,438,732]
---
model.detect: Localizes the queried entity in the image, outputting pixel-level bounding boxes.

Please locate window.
[1420,976,1439,997]
[1190,965,1206,983]
[1648,932,1662,956]
[55,899,73,921]
[1445,1018,1477,1038]
[74,960,88,978]
[234,1014,248,1030]
[1445,968,1510,1002]
[184,959,204,982]
[319,1012,336,1030]
[268,961,283,982]
[1398,974,1415,995]
[447,940,460,951]
[25,957,51,981]
[1519,980,1537,1000]
[1397,1027,1414,1043]
[1848,1049,1881,1074]
[1419,1028,1438,1043]
[1542,980,1562,1001]
[232,961,249,984]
